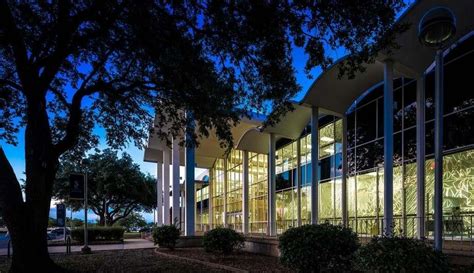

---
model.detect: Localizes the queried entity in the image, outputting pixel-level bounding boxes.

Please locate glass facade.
[194,33,474,238]
[249,152,268,233]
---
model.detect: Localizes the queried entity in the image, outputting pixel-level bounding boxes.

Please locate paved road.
[0,238,155,256]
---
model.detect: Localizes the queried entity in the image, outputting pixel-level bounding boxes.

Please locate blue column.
[185,112,195,236]
[310,106,319,224]
[383,60,394,236]
[172,138,181,225]
[434,50,444,251]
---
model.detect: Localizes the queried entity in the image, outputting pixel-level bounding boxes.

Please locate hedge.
[71,227,125,242]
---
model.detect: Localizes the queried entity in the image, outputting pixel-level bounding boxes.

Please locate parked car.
[47,228,70,240]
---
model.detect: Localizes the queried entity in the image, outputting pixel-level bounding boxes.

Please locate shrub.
[279,223,359,273]
[71,227,125,242]
[354,236,450,273]
[203,227,245,254]
[152,225,180,250]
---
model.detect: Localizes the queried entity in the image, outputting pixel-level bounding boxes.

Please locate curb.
[154,248,249,273]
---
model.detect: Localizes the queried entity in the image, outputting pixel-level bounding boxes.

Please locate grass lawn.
[0,249,227,273]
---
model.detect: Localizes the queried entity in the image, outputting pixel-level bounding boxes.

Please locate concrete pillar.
[383,60,394,236]
[185,112,195,236]
[172,138,180,225]
[434,50,444,251]
[157,163,163,226]
[163,148,171,225]
[242,151,250,235]
[342,115,348,227]
[310,106,319,224]
[416,77,426,239]
[268,133,277,236]
[296,139,302,227]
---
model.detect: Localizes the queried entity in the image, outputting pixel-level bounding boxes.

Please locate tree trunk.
[0,149,63,273]
[0,96,64,273]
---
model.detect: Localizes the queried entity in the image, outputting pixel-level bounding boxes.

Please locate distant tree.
[0,1,406,272]
[117,212,147,232]
[66,218,83,228]
[53,150,155,227]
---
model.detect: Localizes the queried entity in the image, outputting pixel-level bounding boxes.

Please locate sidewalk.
[0,238,155,256]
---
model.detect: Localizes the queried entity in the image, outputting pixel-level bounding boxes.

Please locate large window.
[211,158,225,227]
[345,34,474,236]
[249,152,268,234]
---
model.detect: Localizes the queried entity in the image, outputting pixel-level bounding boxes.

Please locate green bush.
[354,236,450,273]
[202,227,245,254]
[71,227,125,242]
[152,225,180,250]
[279,223,359,273]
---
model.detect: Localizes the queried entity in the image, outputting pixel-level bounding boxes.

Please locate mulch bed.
[0,249,228,273]
[156,248,294,273]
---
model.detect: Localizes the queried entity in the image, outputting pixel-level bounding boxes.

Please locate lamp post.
[418,6,456,251]
[80,159,91,254]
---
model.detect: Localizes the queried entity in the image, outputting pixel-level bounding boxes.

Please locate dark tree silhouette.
[0,1,405,272]
[53,150,155,226]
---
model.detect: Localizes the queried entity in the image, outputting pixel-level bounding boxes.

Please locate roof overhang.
[302,0,474,114]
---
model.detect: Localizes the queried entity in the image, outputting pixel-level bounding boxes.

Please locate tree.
[54,150,155,226]
[0,1,406,272]
[117,212,147,232]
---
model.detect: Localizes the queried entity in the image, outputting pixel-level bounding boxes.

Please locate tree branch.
[0,0,33,94]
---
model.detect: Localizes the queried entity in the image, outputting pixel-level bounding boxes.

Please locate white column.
[157,163,163,226]
[172,138,180,225]
[163,148,171,225]
[268,133,276,236]
[434,50,444,251]
[416,77,426,239]
[242,151,249,235]
[383,60,394,235]
[342,115,348,227]
[185,112,195,236]
[310,106,319,224]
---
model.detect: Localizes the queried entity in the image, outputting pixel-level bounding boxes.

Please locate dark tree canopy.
[54,150,155,226]
[0,0,406,152]
[0,1,406,272]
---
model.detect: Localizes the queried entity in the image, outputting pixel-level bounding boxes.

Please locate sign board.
[56,203,66,227]
[69,173,85,200]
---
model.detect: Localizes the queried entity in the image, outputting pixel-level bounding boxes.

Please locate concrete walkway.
[0,238,155,256]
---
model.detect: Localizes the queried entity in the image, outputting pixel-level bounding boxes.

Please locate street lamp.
[80,159,91,254]
[418,6,456,252]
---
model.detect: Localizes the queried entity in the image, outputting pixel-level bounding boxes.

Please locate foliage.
[67,218,84,227]
[117,212,147,231]
[354,236,450,273]
[202,227,245,255]
[53,149,155,226]
[152,225,181,250]
[71,227,124,243]
[279,223,359,273]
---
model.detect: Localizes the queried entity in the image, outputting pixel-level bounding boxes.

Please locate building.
[144,0,474,250]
